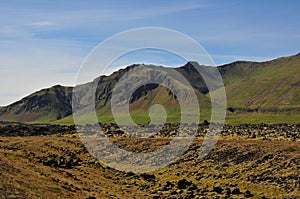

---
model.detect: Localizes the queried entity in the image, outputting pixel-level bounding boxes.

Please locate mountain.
[0,53,299,124]
[219,53,300,110]
[70,64,212,124]
[0,85,72,123]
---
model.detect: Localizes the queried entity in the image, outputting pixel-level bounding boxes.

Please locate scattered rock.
[212,186,223,194]
[140,173,156,182]
[231,187,241,194]
[224,187,231,195]
[177,179,192,189]
[244,190,253,197]
[162,181,174,191]
[86,197,96,199]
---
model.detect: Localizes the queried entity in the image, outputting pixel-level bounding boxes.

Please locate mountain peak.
[181,61,201,74]
[0,53,299,124]
[186,61,199,65]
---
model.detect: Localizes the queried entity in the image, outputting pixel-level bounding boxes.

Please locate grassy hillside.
[0,53,300,125]
[222,53,300,110]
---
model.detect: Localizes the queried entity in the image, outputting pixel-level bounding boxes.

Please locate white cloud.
[26,21,57,27]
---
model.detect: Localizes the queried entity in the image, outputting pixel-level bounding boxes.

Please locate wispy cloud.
[26,21,57,27]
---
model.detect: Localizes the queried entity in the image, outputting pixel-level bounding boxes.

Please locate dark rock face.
[130,83,160,103]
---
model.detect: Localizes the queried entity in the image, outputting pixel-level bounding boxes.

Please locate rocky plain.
[0,121,299,198]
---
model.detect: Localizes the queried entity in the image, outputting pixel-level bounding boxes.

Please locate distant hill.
[0,85,72,123]
[0,53,299,124]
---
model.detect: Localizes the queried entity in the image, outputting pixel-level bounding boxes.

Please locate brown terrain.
[0,123,299,198]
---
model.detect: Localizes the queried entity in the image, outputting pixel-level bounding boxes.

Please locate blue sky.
[0,0,299,105]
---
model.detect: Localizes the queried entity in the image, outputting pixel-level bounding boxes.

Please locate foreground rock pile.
[0,121,76,136]
[1,121,299,141]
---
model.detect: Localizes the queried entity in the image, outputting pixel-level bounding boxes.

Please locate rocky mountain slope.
[0,85,73,123]
[0,53,299,124]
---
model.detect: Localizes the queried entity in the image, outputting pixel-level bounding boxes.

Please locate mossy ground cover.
[0,134,299,198]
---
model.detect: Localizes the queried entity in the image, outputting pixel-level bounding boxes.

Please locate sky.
[0,0,299,105]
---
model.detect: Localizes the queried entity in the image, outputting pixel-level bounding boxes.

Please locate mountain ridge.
[0,52,299,124]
